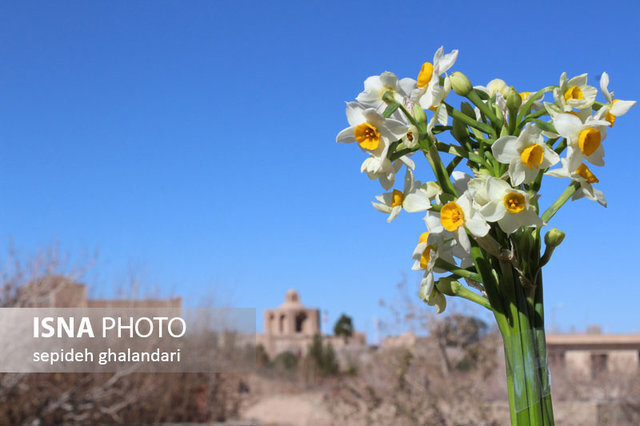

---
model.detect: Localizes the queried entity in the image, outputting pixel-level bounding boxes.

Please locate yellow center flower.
[391,189,404,207]
[354,123,380,150]
[520,144,544,169]
[564,86,584,101]
[440,202,465,231]
[605,100,619,127]
[578,128,601,156]
[576,163,599,184]
[417,62,434,88]
[503,192,526,214]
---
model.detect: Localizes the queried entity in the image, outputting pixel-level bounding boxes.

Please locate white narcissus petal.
[498,213,522,235]
[383,119,409,140]
[519,209,544,228]
[336,126,356,144]
[403,168,414,193]
[492,136,519,163]
[436,49,458,75]
[480,200,505,222]
[425,211,443,233]
[540,145,560,168]
[427,288,447,314]
[553,113,582,139]
[403,192,431,212]
[600,72,611,102]
[509,160,527,186]
[452,171,472,194]
[372,202,392,213]
[400,156,415,170]
[456,227,470,252]
[610,100,636,116]
[466,214,490,237]
[567,73,588,88]
[345,102,365,126]
[420,273,435,299]
[399,78,417,96]
[387,206,402,223]
[585,143,605,167]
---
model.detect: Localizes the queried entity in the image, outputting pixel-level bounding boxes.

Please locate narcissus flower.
[372,169,440,222]
[475,177,543,234]
[336,102,408,153]
[594,72,636,127]
[406,46,458,111]
[425,192,489,251]
[546,159,606,207]
[492,123,560,185]
[552,72,597,111]
[356,71,410,116]
[552,113,609,169]
[411,231,459,300]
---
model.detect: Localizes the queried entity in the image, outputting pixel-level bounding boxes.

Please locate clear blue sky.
[0,1,638,338]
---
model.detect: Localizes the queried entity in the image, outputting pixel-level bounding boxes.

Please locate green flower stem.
[451,283,491,310]
[444,103,496,137]
[541,181,579,223]
[467,90,502,129]
[518,109,548,130]
[515,86,556,125]
[553,138,567,155]
[446,156,463,174]
[434,259,482,282]
[396,103,420,128]
[424,137,458,197]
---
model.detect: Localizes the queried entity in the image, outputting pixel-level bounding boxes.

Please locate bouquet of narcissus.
[336,46,634,425]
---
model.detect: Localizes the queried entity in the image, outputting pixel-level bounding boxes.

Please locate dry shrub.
[0,244,248,423]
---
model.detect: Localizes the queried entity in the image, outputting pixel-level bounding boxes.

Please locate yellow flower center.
[418,232,433,269]
[440,202,465,232]
[354,122,380,150]
[578,128,601,156]
[417,62,434,88]
[520,91,531,101]
[391,189,404,207]
[520,144,544,169]
[605,100,619,127]
[420,247,433,269]
[503,192,526,214]
[576,163,599,184]
[564,86,584,101]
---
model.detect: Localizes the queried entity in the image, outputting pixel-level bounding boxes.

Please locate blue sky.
[0,1,638,339]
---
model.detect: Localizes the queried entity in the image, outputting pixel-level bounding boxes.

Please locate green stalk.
[541,182,579,223]
[434,259,483,282]
[443,103,496,136]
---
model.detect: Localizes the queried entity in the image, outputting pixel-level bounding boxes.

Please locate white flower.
[425,192,489,252]
[411,231,458,299]
[405,46,458,110]
[594,72,636,127]
[546,159,606,207]
[492,123,560,185]
[356,71,410,117]
[337,102,409,189]
[552,72,597,112]
[552,113,609,169]
[475,78,510,98]
[476,177,543,234]
[372,169,439,222]
[361,155,414,190]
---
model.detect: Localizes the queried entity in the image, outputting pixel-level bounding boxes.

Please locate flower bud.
[450,72,473,97]
[507,87,522,111]
[435,277,462,296]
[413,103,427,124]
[544,228,565,248]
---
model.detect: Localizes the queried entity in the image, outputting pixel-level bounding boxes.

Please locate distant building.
[16,275,182,308]
[547,333,640,378]
[257,289,366,358]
